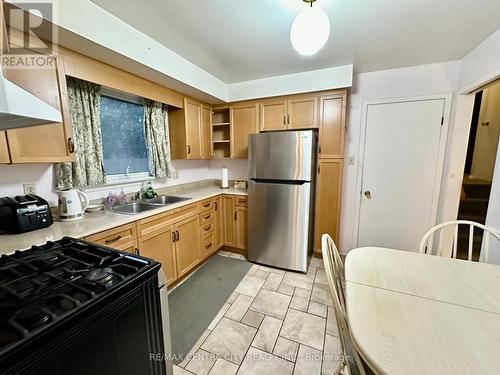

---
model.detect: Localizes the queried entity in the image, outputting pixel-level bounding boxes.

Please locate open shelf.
[211,107,232,159]
[213,142,231,159]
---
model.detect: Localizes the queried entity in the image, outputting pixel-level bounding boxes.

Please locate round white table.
[345,247,500,375]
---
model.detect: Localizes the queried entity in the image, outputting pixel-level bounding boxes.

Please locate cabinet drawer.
[85,223,137,252]
[198,198,214,212]
[201,220,215,236]
[137,203,198,238]
[201,231,215,258]
[200,210,215,225]
[234,196,248,207]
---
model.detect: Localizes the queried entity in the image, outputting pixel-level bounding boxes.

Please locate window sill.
[81,175,154,193]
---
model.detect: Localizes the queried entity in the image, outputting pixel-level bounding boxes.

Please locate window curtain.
[55,77,105,189]
[143,99,177,179]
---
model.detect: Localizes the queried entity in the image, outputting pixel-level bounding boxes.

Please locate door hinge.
[441,116,444,125]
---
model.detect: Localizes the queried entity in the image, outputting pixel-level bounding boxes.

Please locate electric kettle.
[57,188,89,221]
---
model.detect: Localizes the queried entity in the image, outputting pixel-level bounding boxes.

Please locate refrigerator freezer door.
[248,180,311,272]
[248,130,314,181]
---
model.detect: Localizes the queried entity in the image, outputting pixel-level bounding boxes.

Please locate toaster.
[0,194,53,233]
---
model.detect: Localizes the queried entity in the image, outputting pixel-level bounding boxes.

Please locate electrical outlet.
[23,183,37,195]
[348,156,355,166]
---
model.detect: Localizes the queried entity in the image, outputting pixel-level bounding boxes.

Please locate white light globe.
[290,6,330,56]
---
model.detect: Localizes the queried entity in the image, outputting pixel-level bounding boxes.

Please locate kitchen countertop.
[0,184,247,255]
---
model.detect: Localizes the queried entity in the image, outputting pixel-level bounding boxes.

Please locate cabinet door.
[318,95,345,158]
[0,132,10,163]
[175,215,201,277]
[184,98,203,159]
[214,196,224,249]
[231,103,258,158]
[314,159,343,253]
[139,227,177,286]
[235,206,248,250]
[223,195,236,246]
[201,105,212,159]
[287,96,318,129]
[4,57,74,163]
[260,99,287,131]
[85,223,138,251]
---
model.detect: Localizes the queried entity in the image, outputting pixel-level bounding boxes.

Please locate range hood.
[0,70,62,131]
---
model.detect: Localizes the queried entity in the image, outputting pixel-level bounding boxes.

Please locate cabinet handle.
[214,202,217,211]
[318,164,321,174]
[67,138,75,153]
[203,202,211,208]
[134,248,139,255]
[238,199,246,204]
[205,243,212,248]
[283,115,286,125]
[187,145,191,154]
[205,225,212,232]
[176,230,180,241]
[287,114,290,125]
[172,232,176,242]
[105,235,122,244]
[204,214,212,220]
[234,211,237,221]
[318,145,322,155]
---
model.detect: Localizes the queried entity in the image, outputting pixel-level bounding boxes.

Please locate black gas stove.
[0,237,166,375]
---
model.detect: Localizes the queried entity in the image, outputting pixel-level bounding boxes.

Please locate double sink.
[113,195,191,215]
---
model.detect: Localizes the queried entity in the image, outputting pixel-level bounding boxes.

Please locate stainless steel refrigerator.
[248,130,317,273]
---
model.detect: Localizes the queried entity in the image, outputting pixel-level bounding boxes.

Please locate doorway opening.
[457,80,500,260]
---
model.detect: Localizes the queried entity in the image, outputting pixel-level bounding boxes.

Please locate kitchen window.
[100,92,150,182]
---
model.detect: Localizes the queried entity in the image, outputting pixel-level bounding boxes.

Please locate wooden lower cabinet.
[235,206,248,250]
[314,159,343,254]
[139,226,177,285]
[214,196,223,249]
[0,132,10,163]
[175,215,201,278]
[223,195,236,247]
[85,223,138,254]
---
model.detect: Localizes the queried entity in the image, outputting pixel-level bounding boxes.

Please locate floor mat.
[168,254,252,363]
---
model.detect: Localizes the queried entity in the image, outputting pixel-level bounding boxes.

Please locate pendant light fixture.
[290,0,330,56]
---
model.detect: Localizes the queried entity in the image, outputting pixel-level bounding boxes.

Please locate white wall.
[459,28,500,93]
[342,61,462,253]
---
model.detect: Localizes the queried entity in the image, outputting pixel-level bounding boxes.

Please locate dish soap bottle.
[143,181,157,200]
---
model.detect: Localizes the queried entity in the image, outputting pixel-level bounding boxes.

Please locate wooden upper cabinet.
[0,132,10,163]
[260,99,287,131]
[288,96,318,129]
[169,98,206,159]
[4,57,74,163]
[175,214,201,277]
[314,159,343,252]
[318,94,346,158]
[231,103,258,158]
[201,105,212,159]
[184,98,203,159]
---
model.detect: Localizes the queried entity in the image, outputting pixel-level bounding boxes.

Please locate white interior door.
[357,98,446,251]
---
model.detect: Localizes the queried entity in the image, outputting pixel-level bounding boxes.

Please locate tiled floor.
[173,251,342,375]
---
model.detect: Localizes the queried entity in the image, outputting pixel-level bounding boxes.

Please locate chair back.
[419,220,500,262]
[322,234,366,375]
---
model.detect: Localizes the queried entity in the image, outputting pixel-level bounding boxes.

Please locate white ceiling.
[89,0,500,83]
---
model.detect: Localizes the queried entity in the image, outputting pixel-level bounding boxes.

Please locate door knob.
[364,191,372,199]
